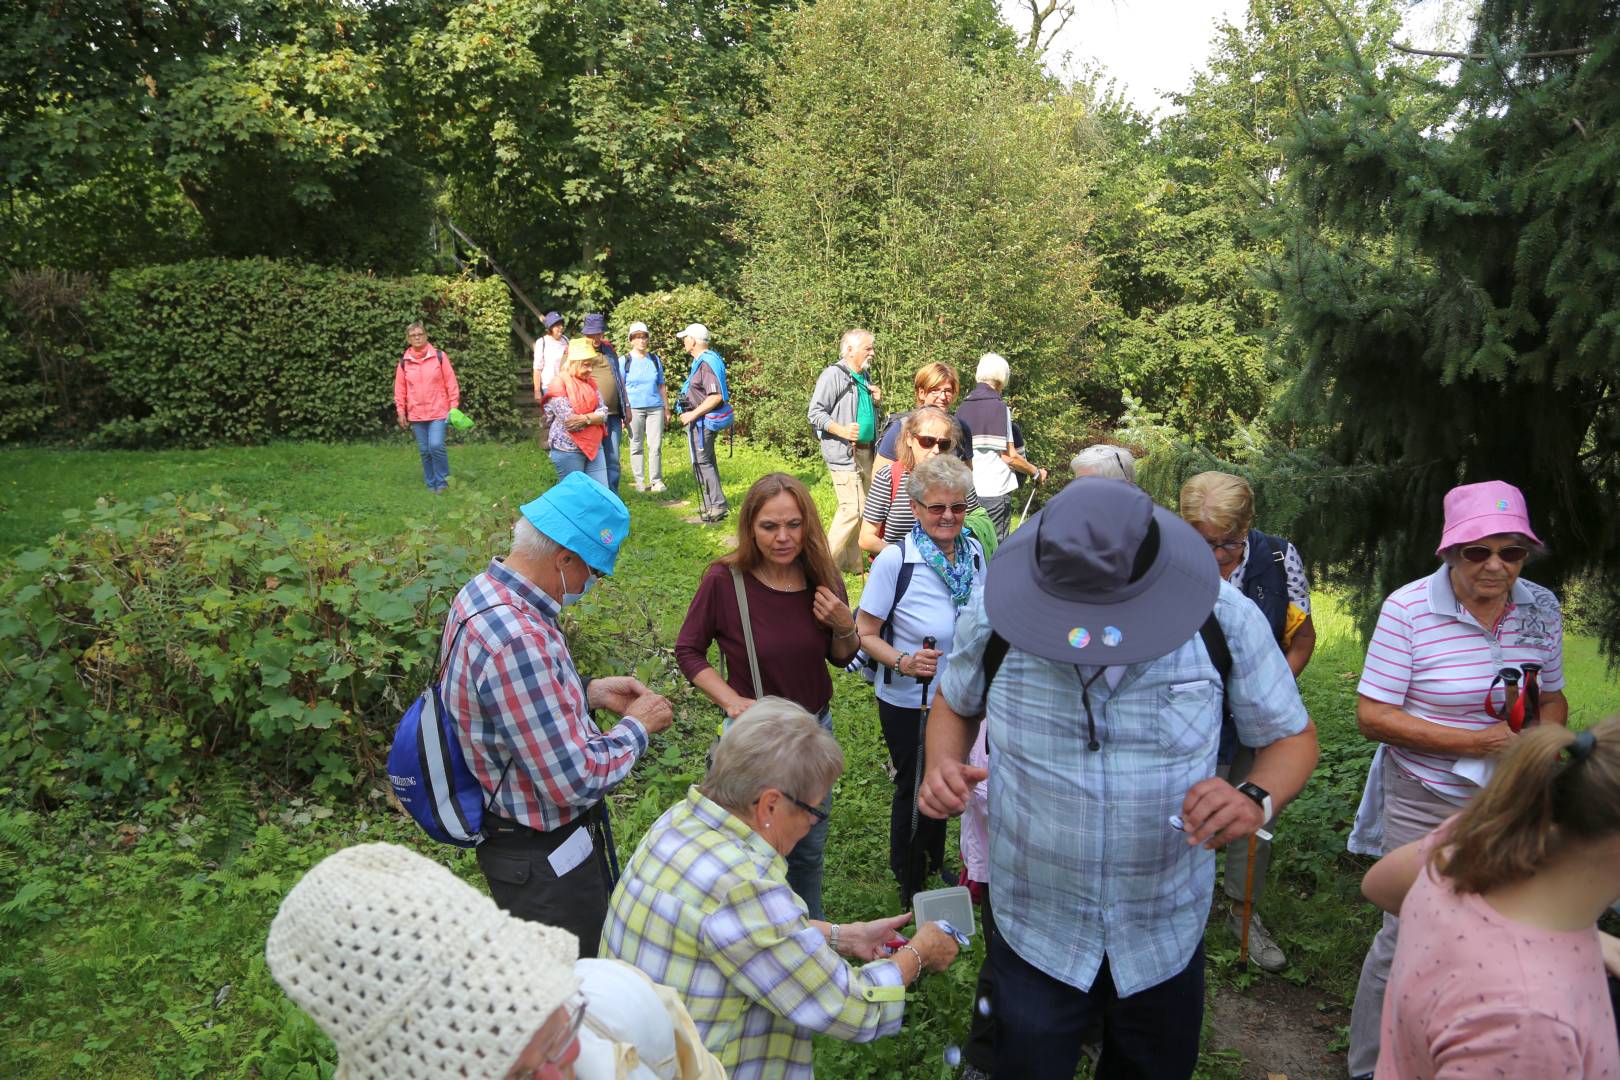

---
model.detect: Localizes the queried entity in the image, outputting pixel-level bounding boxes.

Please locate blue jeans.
[410,419,449,491]
[602,414,623,493]
[990,933,1205,1080]
[784,707,833,920]
[549,447,609,486]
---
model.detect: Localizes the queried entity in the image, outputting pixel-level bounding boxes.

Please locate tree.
[1270,0,1620,650]
[735,0,1102,467]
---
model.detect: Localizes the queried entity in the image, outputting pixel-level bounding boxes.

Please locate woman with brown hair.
[1361,717,1620,1078]
[674,472,860,919]
[872,362,971,473]
[859,406,978,556]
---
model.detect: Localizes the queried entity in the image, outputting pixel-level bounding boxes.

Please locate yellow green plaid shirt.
[602,787,907,1078]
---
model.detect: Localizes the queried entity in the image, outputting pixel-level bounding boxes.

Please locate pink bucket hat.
[1436,480,1541,553]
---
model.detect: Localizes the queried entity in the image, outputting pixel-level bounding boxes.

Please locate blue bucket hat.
[542,311,563,330]
[519,473,630,575]
[581,312,607,335]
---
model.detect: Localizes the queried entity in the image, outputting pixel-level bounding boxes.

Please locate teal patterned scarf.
[912,523,976,607]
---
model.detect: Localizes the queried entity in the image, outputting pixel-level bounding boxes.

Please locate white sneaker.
[649,480,667,493]
[1228,910,1287,972]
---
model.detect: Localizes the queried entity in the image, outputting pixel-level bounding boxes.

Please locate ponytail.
[1433,715,1620,894]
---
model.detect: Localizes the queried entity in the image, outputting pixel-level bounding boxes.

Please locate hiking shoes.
[1228,910,1287,972]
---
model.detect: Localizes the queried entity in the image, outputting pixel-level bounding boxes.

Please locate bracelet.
[898,943,925,980]
[836,626,858,641]
[829,923,841,952]
[895,652,910,675]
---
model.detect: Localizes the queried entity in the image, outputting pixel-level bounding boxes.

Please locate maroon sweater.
[675,562,846,715]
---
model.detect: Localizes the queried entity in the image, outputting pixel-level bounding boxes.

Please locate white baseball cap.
[626,321,650,337]
[679,323,710,343]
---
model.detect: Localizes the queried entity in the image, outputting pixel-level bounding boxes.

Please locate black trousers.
[990,930,1205,1080]
[476,804,614,957]
[877,697,947,893]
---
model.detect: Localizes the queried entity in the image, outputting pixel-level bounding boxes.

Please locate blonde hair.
[913,362,959,403]
[1433,716,1620,894]
[898,406,962,471]
[1179,471,1255,536]
[701,698,845,814]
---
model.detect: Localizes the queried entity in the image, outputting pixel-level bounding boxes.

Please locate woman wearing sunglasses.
[858,406,979,557]
[1345,479,1568,1080]
[855,454,985,899]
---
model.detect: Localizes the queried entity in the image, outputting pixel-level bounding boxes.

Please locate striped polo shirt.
[1358,565,1564,801]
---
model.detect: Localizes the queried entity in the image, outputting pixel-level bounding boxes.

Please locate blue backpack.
[389,606,512,846]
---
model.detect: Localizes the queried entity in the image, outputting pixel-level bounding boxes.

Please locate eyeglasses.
[917,501,969,518]
[1205,537,1246,556]
[911,434,953,451]
[1459,544,1530,564]
[786,793,830,822]
[515,993,587,1078]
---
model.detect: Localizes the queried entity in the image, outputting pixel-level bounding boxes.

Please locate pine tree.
[1271,0,1620,653]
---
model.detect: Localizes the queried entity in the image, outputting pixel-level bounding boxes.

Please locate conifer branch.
[1392,42,1595,62]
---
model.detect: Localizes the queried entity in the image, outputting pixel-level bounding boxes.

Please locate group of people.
[394,315,734,521]
[338,323,1620,1079]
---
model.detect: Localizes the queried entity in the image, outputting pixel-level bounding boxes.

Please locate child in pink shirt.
[1362,718,1620,1080]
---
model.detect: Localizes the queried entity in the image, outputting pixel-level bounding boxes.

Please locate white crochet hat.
[265,843,580,1080]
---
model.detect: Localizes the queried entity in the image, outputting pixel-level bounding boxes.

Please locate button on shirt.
[938,583,1309,996]
[441,559,649,831]
[1357,565,1564,802]
[603,788,906,1079]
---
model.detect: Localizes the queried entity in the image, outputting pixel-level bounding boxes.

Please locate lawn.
[1,434,1615,1079]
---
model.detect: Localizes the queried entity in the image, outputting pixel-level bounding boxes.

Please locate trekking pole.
[1238,832,1258,971]
[1015,487,1038,531]
[902,635,938,910]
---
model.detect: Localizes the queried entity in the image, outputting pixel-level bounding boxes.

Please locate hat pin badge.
[599,527,614,544]
[1068,627,1090,649]
[1102,626,1122,647]
[1496,498,1510,511]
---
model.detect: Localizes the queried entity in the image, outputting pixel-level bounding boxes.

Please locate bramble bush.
[85,258,520,446]
[0,491,515,805]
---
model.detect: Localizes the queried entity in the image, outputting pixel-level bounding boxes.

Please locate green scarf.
[849,367,876,443]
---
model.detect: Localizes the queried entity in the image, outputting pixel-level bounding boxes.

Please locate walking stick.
[901,636,938,910]
[1015,487,1038,531]
[1238,832,1258,971]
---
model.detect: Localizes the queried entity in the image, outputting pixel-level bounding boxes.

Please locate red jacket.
[394,347,461,422]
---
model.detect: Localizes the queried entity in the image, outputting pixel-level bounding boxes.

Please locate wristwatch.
[1236,781,1273,823]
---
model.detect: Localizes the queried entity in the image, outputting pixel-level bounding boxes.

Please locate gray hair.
[1070,444,1137,483]
[511,517,564,561]
[907,453,972,505]
[406,321,426,335]
[975,352,1009,390]
[839,328,873,359]
[701,698,844,814]
[1440,532,1544,565]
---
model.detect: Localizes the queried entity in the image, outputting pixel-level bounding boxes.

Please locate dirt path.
[1207,977,1350,1080]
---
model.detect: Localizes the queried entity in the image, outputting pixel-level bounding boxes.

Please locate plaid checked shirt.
[939,581,1309,997]
[602,788,907,1078]
[441,559,648,831]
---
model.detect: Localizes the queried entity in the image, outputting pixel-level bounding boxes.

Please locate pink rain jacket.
[394,347,461,422]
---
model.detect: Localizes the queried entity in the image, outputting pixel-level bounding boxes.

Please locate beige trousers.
[826,448,873,573]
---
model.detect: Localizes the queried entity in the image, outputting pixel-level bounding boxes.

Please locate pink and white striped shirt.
[1358,565,1563,802]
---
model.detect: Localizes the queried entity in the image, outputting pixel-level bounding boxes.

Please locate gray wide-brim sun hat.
[984,478,1219,666]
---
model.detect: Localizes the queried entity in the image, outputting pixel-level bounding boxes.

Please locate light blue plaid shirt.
[939,581,1308,996]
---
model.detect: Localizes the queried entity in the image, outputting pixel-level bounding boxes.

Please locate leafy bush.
[0,491,513,804]
[85,259,519,446]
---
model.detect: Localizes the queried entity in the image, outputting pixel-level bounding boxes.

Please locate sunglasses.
[911,434,953,451]
[917,501,969,518]
[1459,544,1530,564]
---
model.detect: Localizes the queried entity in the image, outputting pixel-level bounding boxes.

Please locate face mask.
[561,559,598,607]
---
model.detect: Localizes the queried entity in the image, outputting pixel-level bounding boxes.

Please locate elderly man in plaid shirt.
[603,699,962,1078]
[442,472,674,956]
[919,479,1319,1080]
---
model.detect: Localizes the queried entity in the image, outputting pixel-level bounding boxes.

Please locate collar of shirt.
[1424,562,1534,623]
[683,786,782,871]
[485,557,562,622]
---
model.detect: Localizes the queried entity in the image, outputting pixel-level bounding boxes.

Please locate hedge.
[85,259,520,446]
[609,284,756,429]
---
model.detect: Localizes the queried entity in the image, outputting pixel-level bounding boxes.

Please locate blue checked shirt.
[939,581,1309,996]
[441,559,648,831]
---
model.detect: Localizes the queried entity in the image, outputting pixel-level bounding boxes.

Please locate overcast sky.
[1008,0,1468,116]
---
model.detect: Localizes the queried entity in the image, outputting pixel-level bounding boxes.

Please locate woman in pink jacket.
[393,322,461,493]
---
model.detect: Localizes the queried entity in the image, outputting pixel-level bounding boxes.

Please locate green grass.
[2,435,1617,1079]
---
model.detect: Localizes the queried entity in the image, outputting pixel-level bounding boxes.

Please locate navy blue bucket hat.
[984,478,1218,666]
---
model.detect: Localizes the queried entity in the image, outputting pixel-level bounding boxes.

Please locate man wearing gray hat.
[918,478,1319,1080]
[440,472,674,955]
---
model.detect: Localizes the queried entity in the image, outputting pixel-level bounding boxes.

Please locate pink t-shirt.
[1377,829,1619,1079]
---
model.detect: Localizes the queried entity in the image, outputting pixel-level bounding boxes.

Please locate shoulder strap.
[975,631,1010,715]
[1198,610,1234,723]
[877,560,917,685]
[728,567,765,699]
